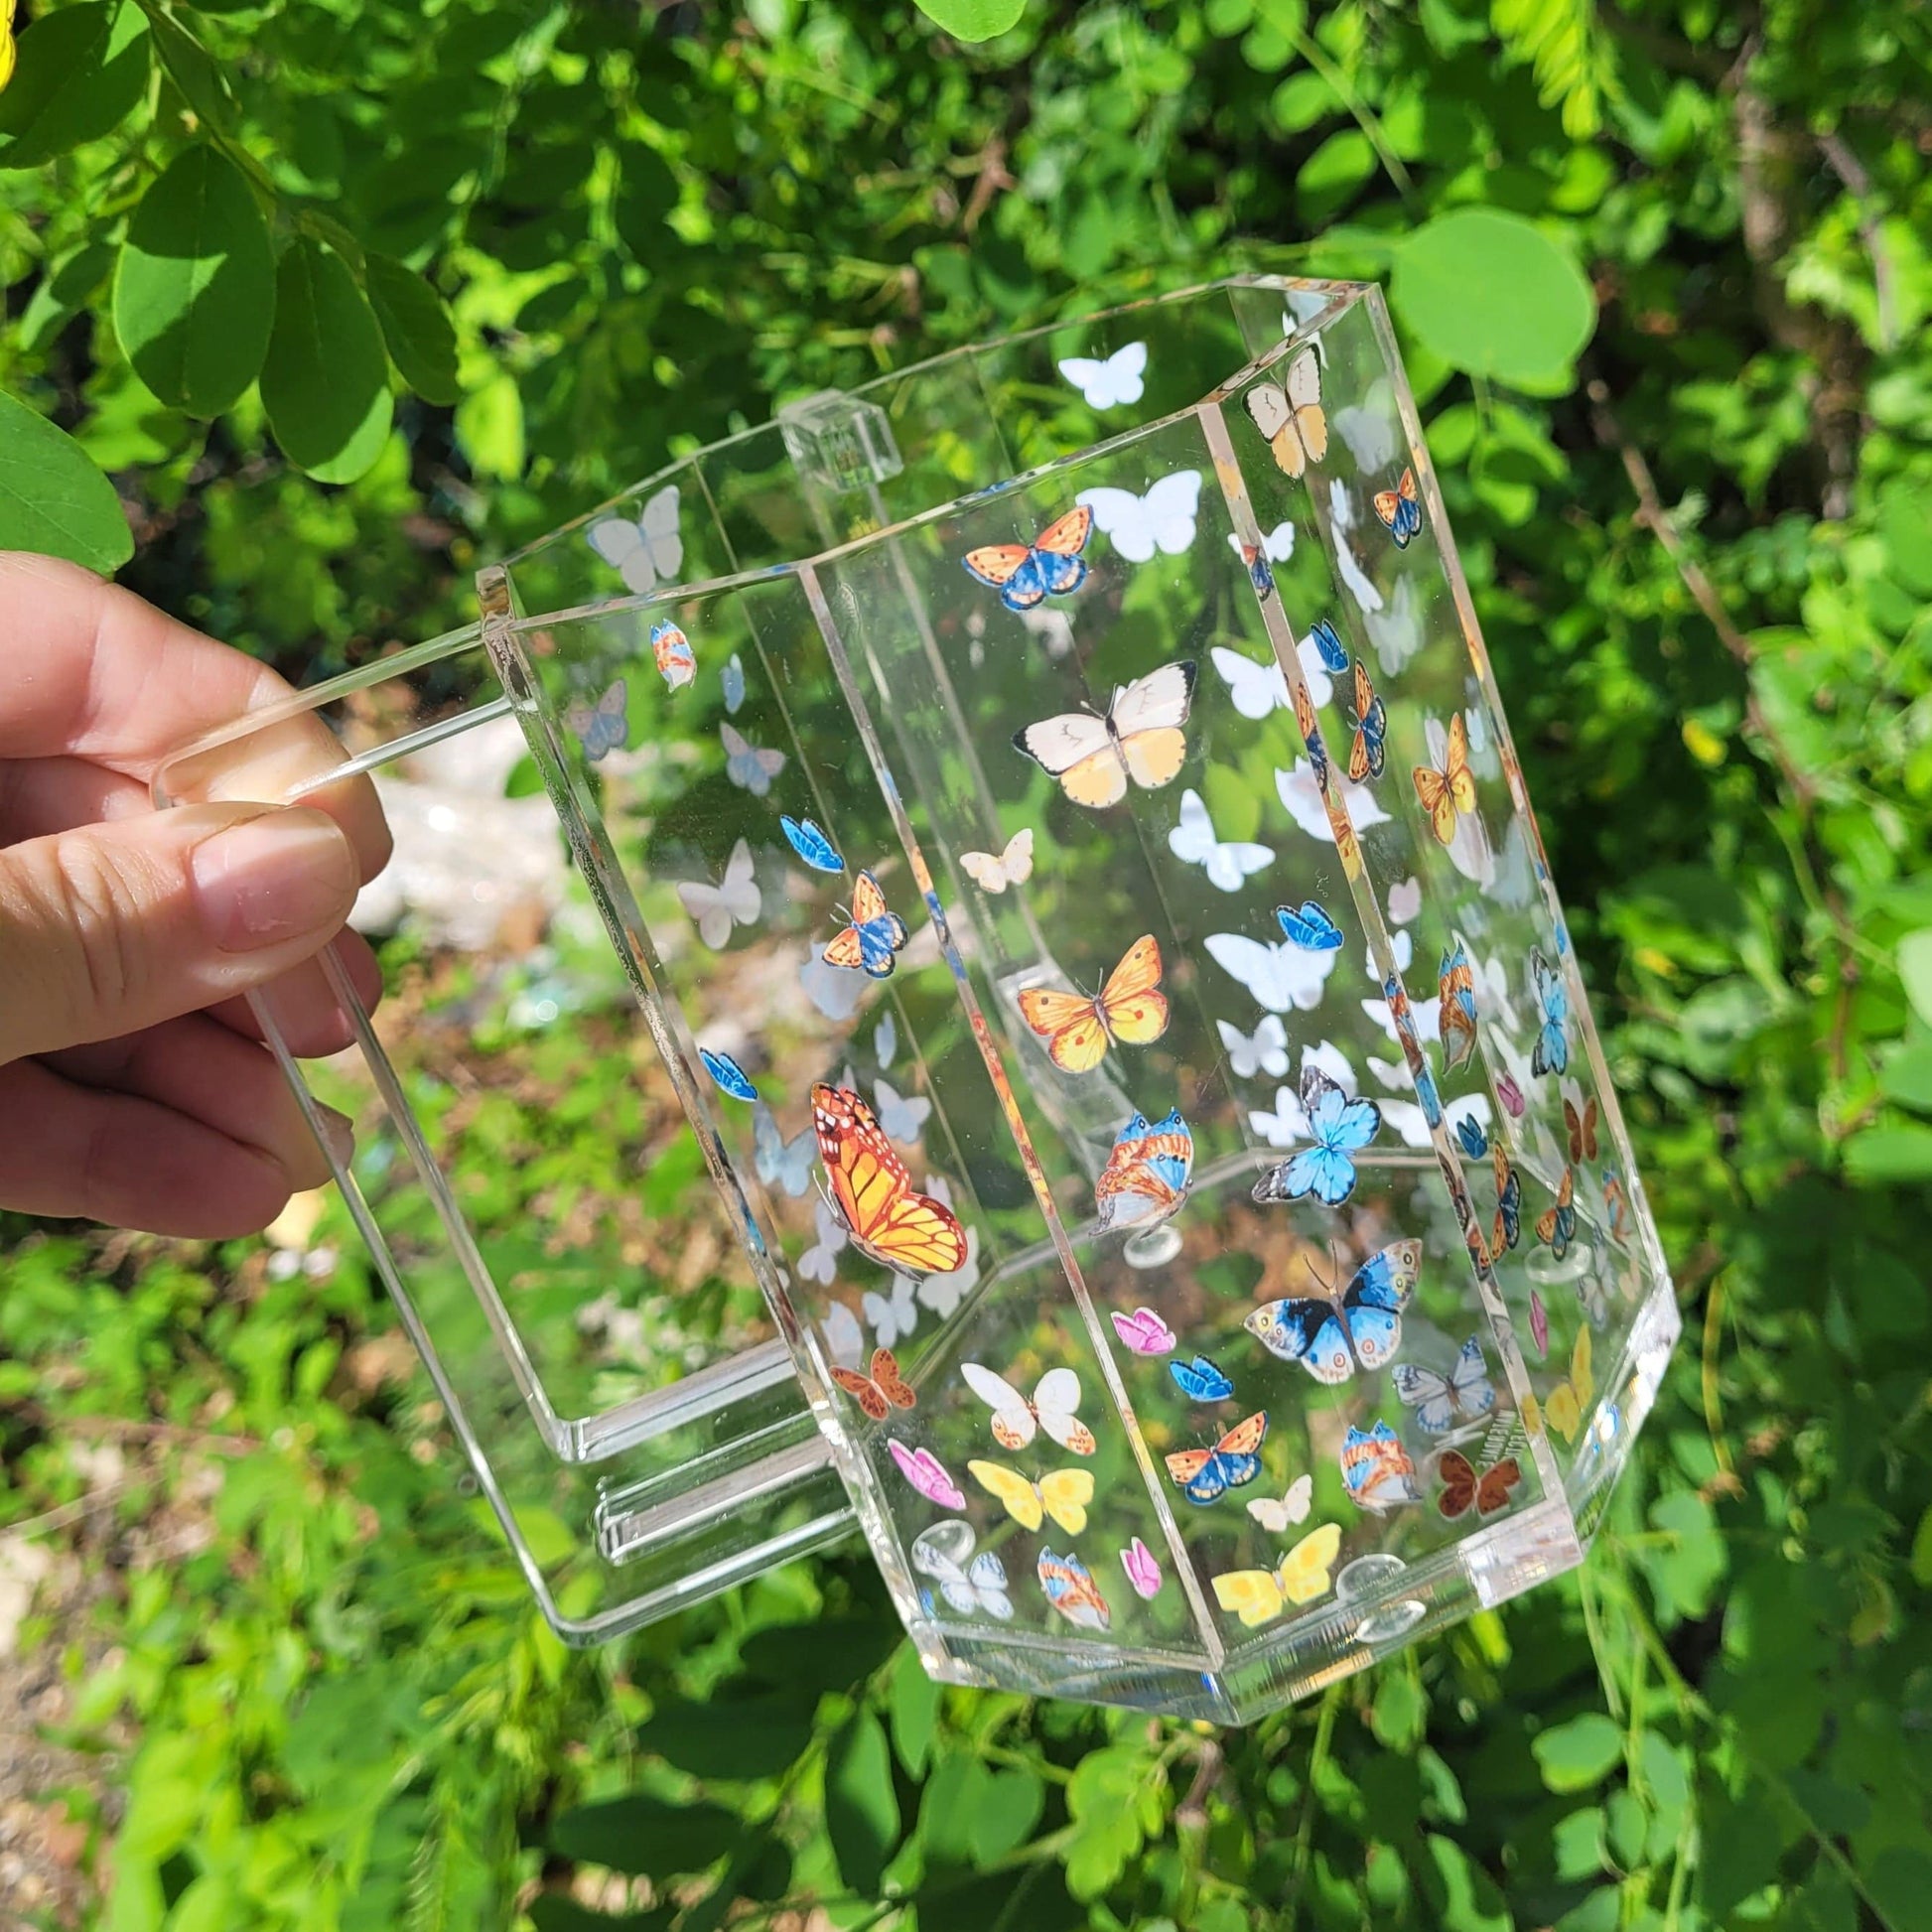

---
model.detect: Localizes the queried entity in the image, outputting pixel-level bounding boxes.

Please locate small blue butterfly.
[1530,947,1570,1076]
[1414,1063,1444,1129]
[1308,619,1348,675]
[699,1047,758,1102]
[1166,1412,1267,1504]
[1248,553,1275,597]
[565,679,628,762]
[1454,1115,1489,1161]
[722,652,747,714]
[1276,899,1342,951]
[1169,1355,1235,1403]
[1252,1068,1381,1209]
[780,815,844,874]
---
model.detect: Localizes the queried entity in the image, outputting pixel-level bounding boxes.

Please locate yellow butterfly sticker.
[1,0,16,91]
[1211,1523,1342,1627]
[967,1460,1094,1536]
[1545,1328,1594,1443]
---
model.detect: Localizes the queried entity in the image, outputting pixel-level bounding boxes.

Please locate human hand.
[0,553,390,1238]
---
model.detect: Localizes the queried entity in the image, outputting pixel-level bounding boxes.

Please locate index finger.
[0,552,390,880]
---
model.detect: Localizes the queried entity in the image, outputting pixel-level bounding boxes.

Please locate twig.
[1173,1735,1223,1830]
[1816,130,1899,349]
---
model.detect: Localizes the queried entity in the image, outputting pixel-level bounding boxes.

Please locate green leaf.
[549,1794,739,1876]
[824,1708,899,1896]
[914,0,1028,40]
[614,143,681,262]
[363,255,462,405]
[19,241,116,352]
[740,1615,898,1690]
[1063,1742,1167,1900]
[0,2,151,170]
[969,1767,1044,1865]
[259,236,393,483]
[113,146,274,417]
[0,391,133,571]
[1898,928,1932,1028]
[145,5,238,131]
[888,1643,942,1775]
[455,369,525,482]
[1391,208,1594,385]
[1369,1668,1426,1752]
[1845,1121,1932,1185]
[1531,1712,1623,1793]
[633,1691,816,1781]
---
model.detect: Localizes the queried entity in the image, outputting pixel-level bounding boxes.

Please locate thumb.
[0,803,361,1063]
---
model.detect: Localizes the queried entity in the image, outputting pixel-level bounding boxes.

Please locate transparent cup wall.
[160,277,1676,1714]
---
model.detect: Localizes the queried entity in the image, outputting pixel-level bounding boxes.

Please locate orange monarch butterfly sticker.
[811,1084,965,1276]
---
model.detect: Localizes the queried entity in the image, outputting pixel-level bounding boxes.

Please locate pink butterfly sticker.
[889,1439,965,1509]
[1496,1074,1526,1120]
[1530,1290,1549,1358]
[1111,1306,1176,1355]
[1121,1537,1163,1600]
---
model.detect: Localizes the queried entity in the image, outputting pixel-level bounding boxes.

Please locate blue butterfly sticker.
[565,679,628,762]
[1252,1067,1381,1208]
[1165,1412,1267,1504]
[1530,946,1569,1075]
[1276,899,1343,951]
[721,652,746,715]
[1372,469,1424,547]
[1454,1115,1489,1161]
[699,1047,758,1102]
[1308,619,1348,675]
[1169,1355,1235,1402]
[1245,1239,1421,1384]
[780,815,844,874]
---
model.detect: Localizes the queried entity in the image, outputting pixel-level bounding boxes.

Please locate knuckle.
[0,835,159,1046]
[53,835,155,1025]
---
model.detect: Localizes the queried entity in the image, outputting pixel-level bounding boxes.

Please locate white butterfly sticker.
[960,1363,1095,1454]
[1226,520,1295,565]
[1057,341,1148,409]
[754,1102,814,1197]
[1247,1472,1313,1534]
[874,1011,897,1067]
[1368,927,1415,978]
[721,723,786,796]
[959,828,1035,895]
[873,1077,930,1145]
[1387,876,1423,926]
[722,652,747,714]
[1076,470,1202,563]
[1487,817,1537,908]
[1249,1084,1308,1148]
[1365,574,1423,675]
[798,1195,848,1285]
[820,1301,865,1371]
[912,1520,1016,1619]
[799,942,867,1023]
[586,484,682,595]
[1380,1088,1489,1152]
[1168,788,1274,893]
[1362,992,1442,1046]
[1274,759,1392,844]
[1218,1014,1290,1080]
[1209,636,1335,718]
[1333,396,1399,474]
[1205,931,1337,1014]
[863,1273,920,1348]
[676,837,760,949]
[1336,538,1385,616]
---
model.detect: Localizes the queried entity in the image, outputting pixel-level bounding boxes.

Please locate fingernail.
[316,1105,355,1172]
[191,809,356,953]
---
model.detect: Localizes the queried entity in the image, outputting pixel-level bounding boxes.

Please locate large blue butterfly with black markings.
[1244,1239,1422,1384]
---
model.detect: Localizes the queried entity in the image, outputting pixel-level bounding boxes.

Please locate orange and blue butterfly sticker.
[962,505,1093,612]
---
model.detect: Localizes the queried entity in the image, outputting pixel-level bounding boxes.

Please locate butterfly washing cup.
[150,276,1677,1721]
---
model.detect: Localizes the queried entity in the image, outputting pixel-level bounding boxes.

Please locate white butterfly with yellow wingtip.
[960,828,1035,895]
[1244,347,1327,478]
[960,1363,1096,1455]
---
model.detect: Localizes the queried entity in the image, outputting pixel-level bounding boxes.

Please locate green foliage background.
[4,0,1932,1926]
